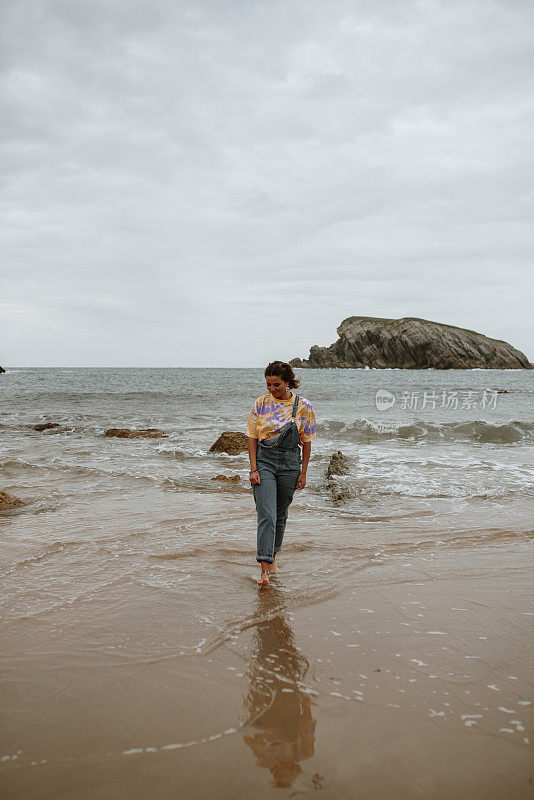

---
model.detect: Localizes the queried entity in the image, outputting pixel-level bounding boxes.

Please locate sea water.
[2,365,533,609]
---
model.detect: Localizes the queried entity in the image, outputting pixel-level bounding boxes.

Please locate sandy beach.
[1,483,532,799]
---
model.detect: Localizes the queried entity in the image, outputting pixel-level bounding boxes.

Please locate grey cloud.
[1,0,533,365]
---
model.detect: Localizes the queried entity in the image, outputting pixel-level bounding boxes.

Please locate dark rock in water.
[33,422,61,431]
[290,316,534,370]
[0,490,25,511]
[326,451,350,478]
[105,428,166,438]
[325,451,353,503]
[209,432,249,455]
[211,474,241,483]
[0,366,5,374]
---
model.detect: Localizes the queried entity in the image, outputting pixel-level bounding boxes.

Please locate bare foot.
[269,553,279,574]
[257,571,270,587]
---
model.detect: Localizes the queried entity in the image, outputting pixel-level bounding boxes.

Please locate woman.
[246,361,317,587]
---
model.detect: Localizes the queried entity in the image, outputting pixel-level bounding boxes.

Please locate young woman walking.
[246,361,317,587]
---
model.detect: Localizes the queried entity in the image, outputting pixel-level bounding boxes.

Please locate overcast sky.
[1,0,533,367]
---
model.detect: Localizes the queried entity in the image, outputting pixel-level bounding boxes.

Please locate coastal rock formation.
[211,474,241,483]
[290,316,533,370]
[0,490,25,511]
[33,422,61,431]
[105,428,166,438]
[209,432,249,455]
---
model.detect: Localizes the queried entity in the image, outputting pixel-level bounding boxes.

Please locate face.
[266,375,290,399]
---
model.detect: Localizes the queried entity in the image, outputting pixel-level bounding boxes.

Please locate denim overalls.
[252,394,302,564]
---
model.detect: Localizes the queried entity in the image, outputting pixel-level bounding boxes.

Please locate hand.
[296,471,306,490]
[250,469,261,485]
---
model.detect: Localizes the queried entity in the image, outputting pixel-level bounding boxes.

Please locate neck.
[272,390,291,400]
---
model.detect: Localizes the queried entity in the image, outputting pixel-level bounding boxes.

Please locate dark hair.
[264,361,301,389]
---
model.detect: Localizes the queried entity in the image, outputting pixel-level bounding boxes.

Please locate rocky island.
[290,316,533,370]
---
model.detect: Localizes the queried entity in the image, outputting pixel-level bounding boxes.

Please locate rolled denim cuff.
[256,555,274,564]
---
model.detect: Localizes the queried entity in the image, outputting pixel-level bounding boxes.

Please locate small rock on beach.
[0,490,26,511]
[33,422,61,431]
[105,428,166,438]
[209,432,249,455]
[211,474,241,483]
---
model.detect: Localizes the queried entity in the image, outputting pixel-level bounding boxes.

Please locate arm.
[297,400,316,490]
[248,437,261,484]
[246,399,261,484]
[297,441,311,489]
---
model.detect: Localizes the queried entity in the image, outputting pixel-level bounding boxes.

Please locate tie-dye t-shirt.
[246,392,317,444]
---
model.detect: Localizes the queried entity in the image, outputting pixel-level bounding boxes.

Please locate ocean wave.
[3,414,532,448]
[0,455,253,497]
[368,486,534,500]
[2,450,531,506]
[319,418,534,445]
[0,540,84,577]
[0,457,44,474]
[0,456,167,490]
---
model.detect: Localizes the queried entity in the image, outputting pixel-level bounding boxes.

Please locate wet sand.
[1,486,532,799]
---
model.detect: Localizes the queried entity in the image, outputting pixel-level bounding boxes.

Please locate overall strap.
[291,394,299,418]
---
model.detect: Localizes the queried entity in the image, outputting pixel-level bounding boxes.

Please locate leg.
[252,467,277,565]
[273,466,299,555]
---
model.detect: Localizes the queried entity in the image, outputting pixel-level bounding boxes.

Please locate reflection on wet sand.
[242,590,317,788]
